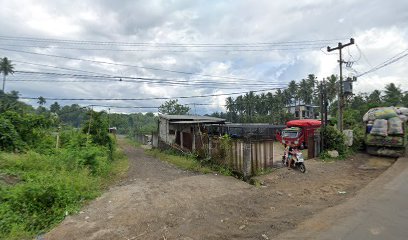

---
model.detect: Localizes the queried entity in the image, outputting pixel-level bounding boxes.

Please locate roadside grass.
[125,137,142,148]
[146,149,213,174]
[124,138,232,176]
[0,146,128,240]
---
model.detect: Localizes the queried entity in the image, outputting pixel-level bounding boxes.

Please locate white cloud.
[0,0,407,113]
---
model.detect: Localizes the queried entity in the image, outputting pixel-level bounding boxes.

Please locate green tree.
[298,78,313,105]
[367,90,382,106]
[287,80,298,105]
[383,83,402,106]
[0,90,33,113]
[0,57,14,92]
[402,91,408,107]
[83,110,111,147]
[50,102,61,113]
[158,99,190,115]
[225,96,237,122]
[235,95,244,122]
[243,91,256,122]
[37,96,46,106]
[326,75,338,103]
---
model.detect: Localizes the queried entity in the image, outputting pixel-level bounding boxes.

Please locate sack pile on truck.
[370,119,388,137]
[364,107,407,147]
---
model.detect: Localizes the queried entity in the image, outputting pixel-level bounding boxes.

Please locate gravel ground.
[45,138,394,240]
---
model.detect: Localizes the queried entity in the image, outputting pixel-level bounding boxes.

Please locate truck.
[364,107,407,157]
[276,119,321,149]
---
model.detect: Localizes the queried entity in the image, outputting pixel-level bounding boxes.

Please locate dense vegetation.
[1,68,407,238]
[0,91,127,239]
[215,75,408,126]
[215,75,408,157]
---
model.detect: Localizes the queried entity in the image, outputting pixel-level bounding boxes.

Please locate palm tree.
[383,83,402,106]
[366,90,382,106]
[298,79,313,105]
[0,57,15,92]
[225,96,236,122]
[243,92,256,122]
[37,96,46,106]
[287,80,298,105]
[235,95,244,122]
[326,75,338,103]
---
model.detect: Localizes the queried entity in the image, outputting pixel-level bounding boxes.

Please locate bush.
[0,116,25,152]
[321,125,348,155]
[351,124,365,151]
[0,151,102,239]
[0,135,126,239]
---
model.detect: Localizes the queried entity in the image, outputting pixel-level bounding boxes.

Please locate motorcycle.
[282,149,306,173]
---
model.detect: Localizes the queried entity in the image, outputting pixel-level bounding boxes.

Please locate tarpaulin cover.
[286,119,322,127]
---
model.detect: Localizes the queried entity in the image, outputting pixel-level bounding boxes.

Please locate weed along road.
[45,139,394,240]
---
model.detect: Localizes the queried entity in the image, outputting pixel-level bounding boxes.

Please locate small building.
[285,104,320,119]
[108,127,117,134]
[158,114,225,151]
[208,123,286,140]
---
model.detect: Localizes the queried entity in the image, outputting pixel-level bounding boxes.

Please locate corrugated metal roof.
[171,120,225,124]
[159,114,225,122]
[225,123,286,128]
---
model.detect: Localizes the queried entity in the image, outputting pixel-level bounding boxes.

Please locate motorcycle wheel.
[298,163,306,173]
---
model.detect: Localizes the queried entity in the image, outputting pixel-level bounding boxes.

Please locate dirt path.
[45,139,394,240]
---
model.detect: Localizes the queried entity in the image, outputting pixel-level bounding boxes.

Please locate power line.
[89,103,211,109]
[357,49,408,77]
[0,35,348,47]
[13,60,113,76]
[13,60,281,85]
[0,47,276,82]
[12,70,286,84]
[10,70,288,88]
[8,79,286,90]
[18,87,283,101]
[0,43,328,52]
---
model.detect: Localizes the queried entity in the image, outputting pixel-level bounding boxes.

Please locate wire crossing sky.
[0,0,407,113]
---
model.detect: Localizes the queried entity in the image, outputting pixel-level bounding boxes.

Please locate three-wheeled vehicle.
[276,119,321,149]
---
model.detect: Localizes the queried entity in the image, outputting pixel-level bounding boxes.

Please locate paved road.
[275,157,408,240]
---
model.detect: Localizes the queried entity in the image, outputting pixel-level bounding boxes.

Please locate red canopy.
[287,119,322,127]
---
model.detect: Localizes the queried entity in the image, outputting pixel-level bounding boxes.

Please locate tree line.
[211,74,408,125]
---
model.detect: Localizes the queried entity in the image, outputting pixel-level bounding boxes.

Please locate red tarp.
[287,119,322,127]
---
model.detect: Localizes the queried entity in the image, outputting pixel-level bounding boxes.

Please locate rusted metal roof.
[159,114,225,123]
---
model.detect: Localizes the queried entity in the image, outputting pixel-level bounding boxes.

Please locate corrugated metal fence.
[209,138,274,177]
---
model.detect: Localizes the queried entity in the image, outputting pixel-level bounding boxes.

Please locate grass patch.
[146,149,212,174]
[125,137,142,148]
[146,149,234,176]
[0,144,129,240]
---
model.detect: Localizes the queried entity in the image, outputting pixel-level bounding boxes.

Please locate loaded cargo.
[364,107,407,157]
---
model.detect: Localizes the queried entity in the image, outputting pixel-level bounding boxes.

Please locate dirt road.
[45,139,394,240]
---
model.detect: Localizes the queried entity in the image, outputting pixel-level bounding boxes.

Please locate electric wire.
[17,87,284,101]
[0,35,348,47]
[0,47,279,81]
[357,49,408,77]
[9,70,288,87]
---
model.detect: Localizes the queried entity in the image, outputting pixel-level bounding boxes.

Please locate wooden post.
[243,139,252,180]
[56,126,61,149]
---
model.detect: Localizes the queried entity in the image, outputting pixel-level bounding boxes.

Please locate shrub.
[351,124,365,151]
[0,116,25,152]
[321,125,348,155]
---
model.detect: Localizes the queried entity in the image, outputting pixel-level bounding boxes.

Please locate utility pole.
[323,79,328,126]
[327,38,355,131]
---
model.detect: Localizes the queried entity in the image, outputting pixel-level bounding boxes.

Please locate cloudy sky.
[1,0,407,114]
